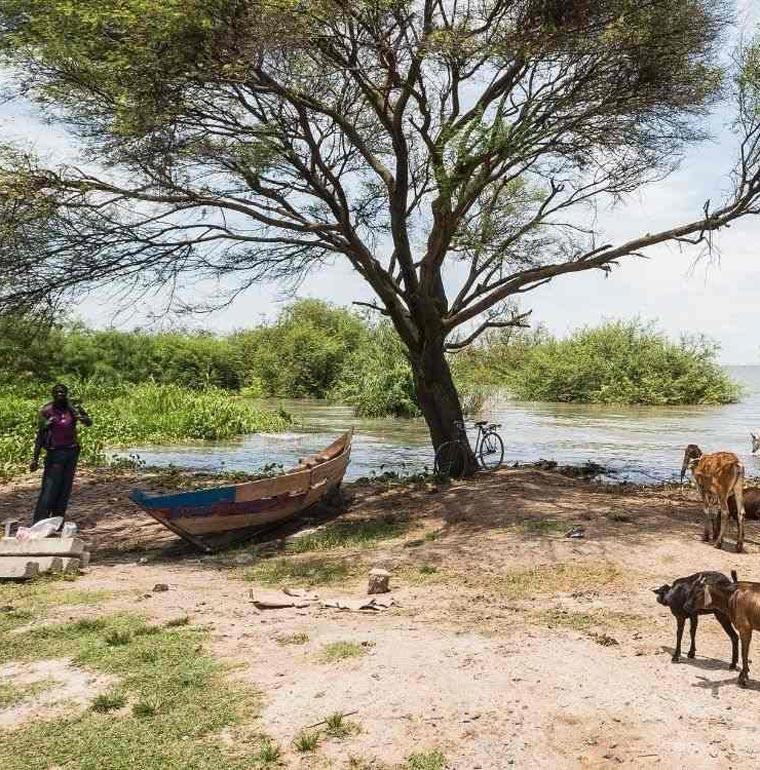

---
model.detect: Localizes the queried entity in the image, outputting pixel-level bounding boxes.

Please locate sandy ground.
[3,466,760,769]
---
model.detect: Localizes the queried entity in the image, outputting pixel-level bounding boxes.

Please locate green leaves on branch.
[456,320,740,406]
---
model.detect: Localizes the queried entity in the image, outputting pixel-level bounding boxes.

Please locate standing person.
[30,383,92,523]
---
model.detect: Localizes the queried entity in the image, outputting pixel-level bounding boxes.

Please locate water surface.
[123,366,760,484]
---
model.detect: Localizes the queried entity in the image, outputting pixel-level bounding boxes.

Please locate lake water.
[123,366,760,484]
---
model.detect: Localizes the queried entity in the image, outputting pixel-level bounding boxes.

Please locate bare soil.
[3,466,760,769]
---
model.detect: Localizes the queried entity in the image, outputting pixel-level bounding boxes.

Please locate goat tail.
[732,570,739,583]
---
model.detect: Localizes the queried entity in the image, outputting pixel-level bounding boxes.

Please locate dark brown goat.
[686,571,760,687]
[653,571,738,668]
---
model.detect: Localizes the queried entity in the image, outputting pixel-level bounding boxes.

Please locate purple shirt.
[40,404,78,449]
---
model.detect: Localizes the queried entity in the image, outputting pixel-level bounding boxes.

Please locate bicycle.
[433,420,505,478]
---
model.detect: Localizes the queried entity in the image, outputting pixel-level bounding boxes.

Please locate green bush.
[479,321,740,405]
[232,299,368,398]
[331,323,420,417]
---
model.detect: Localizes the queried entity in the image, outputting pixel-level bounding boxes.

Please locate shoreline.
[3,465,760,767]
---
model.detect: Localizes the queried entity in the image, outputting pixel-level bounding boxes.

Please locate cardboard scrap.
[320,597,397,612]
[247,587,396,612]
[249,588,317,609]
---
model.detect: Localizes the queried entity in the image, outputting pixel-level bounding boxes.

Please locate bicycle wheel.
[478,430,504,471]
[434,440,468,479]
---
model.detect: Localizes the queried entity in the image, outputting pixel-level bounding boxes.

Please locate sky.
[1,2,760,364]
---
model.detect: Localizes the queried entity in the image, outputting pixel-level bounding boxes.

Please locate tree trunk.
[410,337,478,476]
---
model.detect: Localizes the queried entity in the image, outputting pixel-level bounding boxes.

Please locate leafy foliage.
[331,323,420,417]
[0,383,287,480]
[233,299,368,398]
[458,321,739,405]
[1,0,754,454]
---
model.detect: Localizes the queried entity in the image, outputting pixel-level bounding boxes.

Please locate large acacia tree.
[2,0,760,463]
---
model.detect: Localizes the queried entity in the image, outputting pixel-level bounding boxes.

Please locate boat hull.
[130,431,352,548]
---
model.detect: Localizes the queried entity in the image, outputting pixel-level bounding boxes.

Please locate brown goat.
[685,571,760,687]
[729,487,760,521]
[681,444,746,552]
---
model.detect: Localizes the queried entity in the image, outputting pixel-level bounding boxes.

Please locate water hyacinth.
[0,383,289,480]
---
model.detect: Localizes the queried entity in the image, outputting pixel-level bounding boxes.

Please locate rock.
[0,559,40,580]
[368,568,391,594]
[152,583,170,593]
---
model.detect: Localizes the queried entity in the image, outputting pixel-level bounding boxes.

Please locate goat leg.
[701,502,713,542]
[734,484,746,554]
[687,615,698,658]
[739,628,752,687]
[713,499,729,550]
[673,616,685,662]
[715,612,739,670]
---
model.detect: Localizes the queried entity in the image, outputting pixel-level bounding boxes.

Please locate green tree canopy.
[1,0,760,465]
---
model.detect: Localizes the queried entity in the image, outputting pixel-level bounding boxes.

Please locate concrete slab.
[0,537,85,557]
[0,559,39,580]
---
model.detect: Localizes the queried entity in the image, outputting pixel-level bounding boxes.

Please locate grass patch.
[0,679,54,708]
[132,697,161,718]
[293,729,320,753]
[287,518,410,553]
[607,510,634,523]
[0,614,262,770]
[164,615,190,628]
[324,711,360,738]
[275,632,309,646]
[320,641,368,663]
[406,749,446,770]
[482,561,623,600]
[0,582,111,634]
[92,689,127,713]
[256,738,282,765]
[418,564,438,575]
[105,629,132,646]
[520,519,572,536]
[536,608,645,633]
[245,556,355,587]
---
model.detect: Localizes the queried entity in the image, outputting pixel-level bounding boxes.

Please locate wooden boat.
[130,430,353,551]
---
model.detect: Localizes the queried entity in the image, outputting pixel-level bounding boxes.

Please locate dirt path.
[3,467,760,768]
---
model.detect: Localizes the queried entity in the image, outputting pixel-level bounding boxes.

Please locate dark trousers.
[34,447,79,523]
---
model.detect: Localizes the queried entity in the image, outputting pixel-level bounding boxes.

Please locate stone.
[367,568,391,595]
[0,559,40,580]
[152,583,170,593]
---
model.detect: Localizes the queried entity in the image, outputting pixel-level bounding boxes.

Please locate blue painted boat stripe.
[130,486,235,509]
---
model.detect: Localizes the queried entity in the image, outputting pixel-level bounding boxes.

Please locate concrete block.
[0,559,40,580]
[0,537,85,557]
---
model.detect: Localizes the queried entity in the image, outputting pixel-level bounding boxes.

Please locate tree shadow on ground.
[0,469,349,566]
